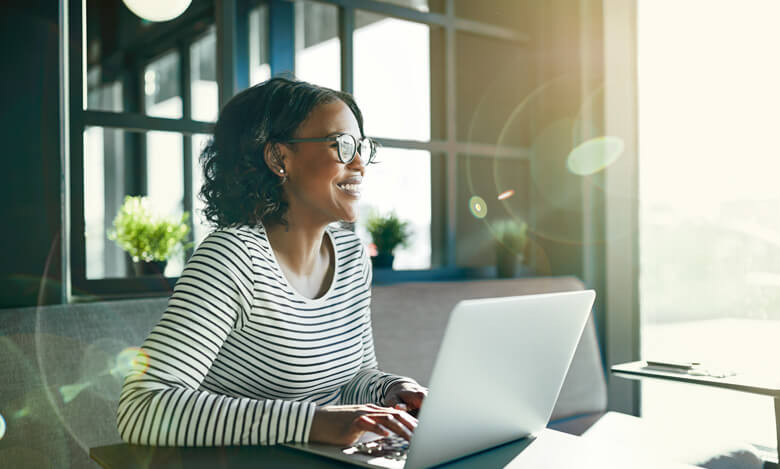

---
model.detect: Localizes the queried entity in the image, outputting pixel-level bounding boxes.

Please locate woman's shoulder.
[196,224,271,259]
[328,223,365,250]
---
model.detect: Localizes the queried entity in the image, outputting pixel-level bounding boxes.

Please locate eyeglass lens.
[337,135,373,165]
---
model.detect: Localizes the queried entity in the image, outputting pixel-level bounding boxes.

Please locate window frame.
[65,0,532,301]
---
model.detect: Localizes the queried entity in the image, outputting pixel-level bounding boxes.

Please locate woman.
[117,77,426,447]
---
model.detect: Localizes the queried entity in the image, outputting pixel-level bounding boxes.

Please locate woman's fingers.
[364,413,416,440]
[355,415,389,436]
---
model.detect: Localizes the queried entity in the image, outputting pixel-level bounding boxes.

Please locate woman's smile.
[336,182,361,197]
[336,175,363,198]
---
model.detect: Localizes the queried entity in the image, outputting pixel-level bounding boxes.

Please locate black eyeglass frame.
[285,133,378,165]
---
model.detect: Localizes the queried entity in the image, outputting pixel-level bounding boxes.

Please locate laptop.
[285,289,596,468]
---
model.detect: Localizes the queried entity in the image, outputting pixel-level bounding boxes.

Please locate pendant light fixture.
[122,0,193,22]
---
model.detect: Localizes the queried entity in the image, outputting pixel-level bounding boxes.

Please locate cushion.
[370,276,608,421]
[1,297,168,468]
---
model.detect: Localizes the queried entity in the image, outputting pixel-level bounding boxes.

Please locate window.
[354,11,434,141]
[190,27,219,122]
[76,0,217,296]
[144,51,182,118]
[638,0,779,451]
[249,4,271,86]
[294,1,340,90]
[356,148,434,269]
[71,0,532,298]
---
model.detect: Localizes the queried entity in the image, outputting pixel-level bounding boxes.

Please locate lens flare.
[59,382,92,404]
[497,189,515,201]
[566,136,625,176]
[469,196,488,219]
[116,346,150,376]
[0,413,6,440]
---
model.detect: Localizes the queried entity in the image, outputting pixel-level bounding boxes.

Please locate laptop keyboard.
[351,435,410,461]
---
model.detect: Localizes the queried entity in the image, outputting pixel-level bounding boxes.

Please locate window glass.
[84,0,140,112]
[453,0,529,31]
[455,31,534,146]
[295,1,340,90]
[84,127,128,279]
[87,67,123,112]
[639,0,779,449]
[455,153,531,269]
[84,127,187,279]
[356,148,431,270]
[144,51,182,118]
[354,11,435,141]
[190,27,218,122]
[249,4,271,85]
[146,131,185,276]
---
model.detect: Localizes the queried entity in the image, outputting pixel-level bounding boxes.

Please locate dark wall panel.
[1,5,63,307]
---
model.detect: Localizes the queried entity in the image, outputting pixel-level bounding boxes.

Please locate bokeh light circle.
[0,413,6,440]
[469,196,488,219]
[566,136,625,176]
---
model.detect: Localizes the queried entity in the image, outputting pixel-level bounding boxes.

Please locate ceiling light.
[122,0,192,22]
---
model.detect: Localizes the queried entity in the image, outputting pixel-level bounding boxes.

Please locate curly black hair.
[199,77,365,230]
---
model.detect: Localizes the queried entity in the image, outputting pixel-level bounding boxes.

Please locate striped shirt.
[116,222,414,446]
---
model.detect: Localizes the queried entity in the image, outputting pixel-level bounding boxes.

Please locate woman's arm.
[116,230,316,446]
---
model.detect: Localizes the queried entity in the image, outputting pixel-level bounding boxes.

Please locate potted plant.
[107,196,193,277]
[494,219,528,278]
[365,211,412,269]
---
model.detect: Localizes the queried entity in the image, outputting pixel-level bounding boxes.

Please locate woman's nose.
[348,151,366,173]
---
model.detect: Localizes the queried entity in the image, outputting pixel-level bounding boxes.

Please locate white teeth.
[339,183,360,192]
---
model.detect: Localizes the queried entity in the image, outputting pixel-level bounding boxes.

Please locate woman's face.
[280,99,366,224]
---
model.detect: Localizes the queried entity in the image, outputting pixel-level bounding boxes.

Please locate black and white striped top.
[116,222,413,446]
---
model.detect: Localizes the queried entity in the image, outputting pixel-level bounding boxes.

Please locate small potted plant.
[494,219,528,278]
[365,211,412,269]
[107,196,193,277]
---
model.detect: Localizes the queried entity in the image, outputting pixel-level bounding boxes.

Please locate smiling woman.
[116,77,427,447]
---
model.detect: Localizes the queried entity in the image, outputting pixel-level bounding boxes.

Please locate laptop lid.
[404,289,596,469]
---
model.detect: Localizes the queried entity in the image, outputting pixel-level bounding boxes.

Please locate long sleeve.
[116,230,316,446]
[338,244,419,405]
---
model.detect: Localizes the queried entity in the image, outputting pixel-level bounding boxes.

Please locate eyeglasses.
[285,133,378,166]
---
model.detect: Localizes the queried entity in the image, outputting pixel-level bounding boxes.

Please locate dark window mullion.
[269,0,295,76]
[137,58,148,197]
[235,0,251,91]
[69,0,86,294]
[216,0,238,107]
[180,40,194,260]
[339,6,354,94]
[445,0,456,268]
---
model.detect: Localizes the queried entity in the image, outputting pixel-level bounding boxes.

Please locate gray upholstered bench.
[370,276,608,434]
[0,276,606,468]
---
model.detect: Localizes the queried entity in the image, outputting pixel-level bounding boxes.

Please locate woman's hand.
[382,381,428,416]
[309,404,418,446]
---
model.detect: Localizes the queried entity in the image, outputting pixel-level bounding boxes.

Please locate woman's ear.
[263,143,287,177]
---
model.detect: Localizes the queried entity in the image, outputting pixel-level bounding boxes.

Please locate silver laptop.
[285,289,596,468]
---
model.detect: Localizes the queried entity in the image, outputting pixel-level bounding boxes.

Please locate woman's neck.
[265,219,330,277]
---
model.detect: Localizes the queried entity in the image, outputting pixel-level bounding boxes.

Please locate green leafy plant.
[107,196,193,263]
[494,219,528,255]
[365,211,412,255]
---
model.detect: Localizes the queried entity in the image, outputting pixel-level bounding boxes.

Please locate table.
[90,428,696,468]
[612,360,780,465]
